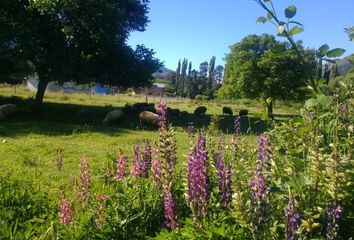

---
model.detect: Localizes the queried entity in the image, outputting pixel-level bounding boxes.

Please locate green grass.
[0,85,298,199]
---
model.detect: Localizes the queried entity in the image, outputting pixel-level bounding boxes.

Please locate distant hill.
[329,54,353,76]
[153,67,174,78]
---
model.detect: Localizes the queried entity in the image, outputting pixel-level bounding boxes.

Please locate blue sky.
[128,0,354,70]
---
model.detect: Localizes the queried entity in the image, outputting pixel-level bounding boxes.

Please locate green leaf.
[285,5,297,18]
[318,44,329,57]
[289,26,304,36]
[256,16,268,23]
[326,48,345,58]
[267,11,273,20]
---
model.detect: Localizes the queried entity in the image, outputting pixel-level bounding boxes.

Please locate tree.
[213,65,224,86]
[0,0,161,110]
[218,34,315,115]
[175,59,181,94]
[206,56,216,97]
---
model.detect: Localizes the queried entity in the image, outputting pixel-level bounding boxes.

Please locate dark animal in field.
[222,106,233,116]
[133,102,155,113]
[103,109,124,125]
[139,111,159,127]
[239,109,249,117]
[180,111,188,117]
[0,104,19,120]
[168,108,180,117]
[122,104,134,115]
[76,109,91,123]
[194,106,207,116]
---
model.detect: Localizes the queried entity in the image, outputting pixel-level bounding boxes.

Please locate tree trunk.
[32,76,49,112]
[267,100,274,119]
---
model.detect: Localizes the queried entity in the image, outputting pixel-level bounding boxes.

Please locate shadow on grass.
[0,95,270,137]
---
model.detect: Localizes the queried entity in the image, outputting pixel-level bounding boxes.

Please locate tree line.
[170,57,224,99]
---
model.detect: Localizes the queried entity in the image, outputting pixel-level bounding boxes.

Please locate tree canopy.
[0,0,162,109]
[217,34,315,105]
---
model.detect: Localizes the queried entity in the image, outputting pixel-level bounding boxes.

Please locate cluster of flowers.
[216,134,232,207]
[249,134,272,235]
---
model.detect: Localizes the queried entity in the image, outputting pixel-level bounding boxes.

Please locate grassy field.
[0,85,299,198]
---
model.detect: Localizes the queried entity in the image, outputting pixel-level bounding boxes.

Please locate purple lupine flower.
[249,134,273,235]
[140,143,152,177]
[130,144,140,177]
[115,151,126,181]
[326,203,342,240]
[56,151,63,171]
[187,122,195,137]
[158,101,168,130]
[231,116,241,158]
[216,134,232,206]
[59,195,74,225]
[95,194,108,229]
[151,146,161,184]
[224,163,233,205]
[187,132,209,221]
[338,101,348,119]
[79,155,91,202]
[285,197,300,240]
[234,116,241,139]
[164,188,178,229]
[256,134,272,179]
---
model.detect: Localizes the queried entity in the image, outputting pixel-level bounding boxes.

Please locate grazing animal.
[0,104,19,121]
[222,106,233,116]
[122,104,134,115]
[180,111,188,117]
[133,102,155,113]
[103,109,124,125]
[194,106,207,116]
[139,111,159,127]
[239,109,249,117]
[168,108,180,117]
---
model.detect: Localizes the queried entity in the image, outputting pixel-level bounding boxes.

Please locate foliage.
[172,57,224,99]
[218,34,314,105]
[0,0,162,108]
[252,0,346,92]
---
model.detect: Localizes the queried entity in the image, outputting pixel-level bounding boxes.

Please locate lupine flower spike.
[116,150,126,181]
[79,155,91,202]
[285,193,300,240]
[59,194,74,225]
[326,202,342,240]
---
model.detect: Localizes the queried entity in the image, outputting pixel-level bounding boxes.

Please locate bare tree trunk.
[32,76,49,112]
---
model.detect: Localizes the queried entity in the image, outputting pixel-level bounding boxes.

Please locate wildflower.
[216,134,232,206]
[187,132,209,221]
[234,116,241,139]
[249,134,273,237]
[188,122,195,137]
[95,194,108,229]
[164,188,178,229]
[326,203,342,240]
[158,101,168,130]
[140,143,152,177]
[285,197,300,240]
[59,195,74,225]
[115,151,126,181]
[338,101,348,119]
[130,144,140,177]
[79,155,91,202]
[151,146,161,184]
[56,151,63,171]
